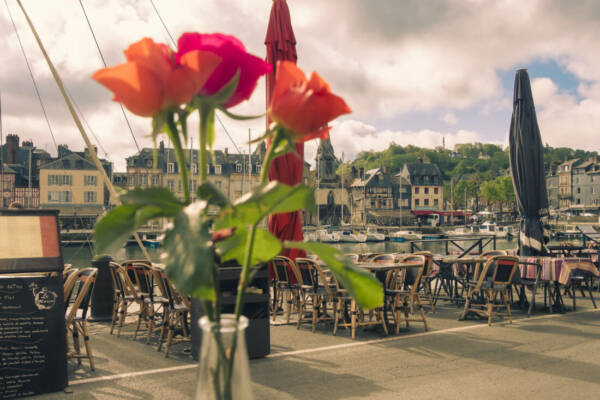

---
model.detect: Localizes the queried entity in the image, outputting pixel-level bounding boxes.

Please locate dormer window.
[167,163,175,173]
[146,159,152,167]
[236,163,242,173]
[191,163,198,174]
[215,164,222,175]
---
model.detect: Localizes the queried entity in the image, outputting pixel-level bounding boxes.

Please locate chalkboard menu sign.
[0,275,67,398]
[0,209,68,398]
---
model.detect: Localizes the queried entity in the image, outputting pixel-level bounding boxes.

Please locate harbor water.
[61,238,519,268]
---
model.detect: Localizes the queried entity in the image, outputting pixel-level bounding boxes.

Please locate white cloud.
[303,119,484,167]
[1,0,599,171]
[442,112,458,125]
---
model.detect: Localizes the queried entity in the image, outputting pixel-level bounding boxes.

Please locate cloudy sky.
[1,0,599,171]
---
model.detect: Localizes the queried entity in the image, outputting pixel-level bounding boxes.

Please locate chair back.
[109,262,126,299]
[66,268,97,322]
[132,262,154,298]
[294,258,319,289]
[477,256,518,289]
[386,254,426,295]
[344,253,360,263]
[370,253,396,264]
[63,269,81,308]
[412,251,434,278]
[271,256,292,283]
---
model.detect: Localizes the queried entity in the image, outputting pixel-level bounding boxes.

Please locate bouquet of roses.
[93,32,382,400]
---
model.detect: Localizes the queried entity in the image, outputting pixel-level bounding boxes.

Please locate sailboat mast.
[341,152,343,224]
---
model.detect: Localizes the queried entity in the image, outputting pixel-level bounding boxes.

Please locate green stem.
[223,223,257,399]
[166,114,190,204]
[199,104,213,184]
[259,127,281,184]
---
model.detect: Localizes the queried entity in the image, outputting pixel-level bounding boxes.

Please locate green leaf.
[210,70,241,105]
[284,241,384,309]
[94,188,185,255]
[94,205,141,255]
[216,227,282,266]
[196,182,230,208]
[152,111,167,137]
[163,201,216,300]
[270,130,297,160]
[217,182,315,228]
[121,187,184,211]
[217,106,264,121]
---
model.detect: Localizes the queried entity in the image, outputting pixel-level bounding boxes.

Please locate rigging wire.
[4,0,58,153]
[148,0,244,155]
[64,85,110,160]
[78,0,140,152]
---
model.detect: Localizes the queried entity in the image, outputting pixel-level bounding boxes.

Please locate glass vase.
[195,314,253,400]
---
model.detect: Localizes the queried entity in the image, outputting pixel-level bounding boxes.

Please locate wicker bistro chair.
[412,251,436,312]
[294,258,338,333]
[332,270,389,340]
[108,262,146,337]
[384,254,428,334]
[270,256,301,323]
[65,268,98,370]
[130,263,170,342]
[460,255,519,326]
[154,268,191,357]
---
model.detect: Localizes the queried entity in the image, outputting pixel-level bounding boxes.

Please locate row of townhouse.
[546,156,600,214]
[312,139,445,226]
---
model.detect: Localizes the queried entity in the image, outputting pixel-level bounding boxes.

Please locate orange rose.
[268,61,351,141]
[93,38,221,117]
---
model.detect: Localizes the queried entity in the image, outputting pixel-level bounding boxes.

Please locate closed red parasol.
[265,0,306,261]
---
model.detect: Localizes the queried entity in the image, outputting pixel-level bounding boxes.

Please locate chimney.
[159,140,165,153]
[224,147,228,156]
[58,144,70,158]
[359,167,364,179]
[84,146,98,159]
[6,134,19,164]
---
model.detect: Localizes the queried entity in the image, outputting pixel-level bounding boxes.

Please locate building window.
[236,163,242,173]
[434,199,439,206]
[48,190,71,203]
[414,187,419,194]
[191,163,198,174]
[84,175,97,186]
[84,191,97,203]
[256,163,261,173]
[215,181,222,189]
[190,179,197,193]
[151,175,160,185]
[424,199,429,206]
[415,199,420,206]
[177,180,182,193]
[146,159,152,167]
[215,164,222,175]
[141,175,148,185]
[167,163,175,173]
[434,187,439,195]
[577,188,581,194]
[128,176,135,185]
[48,175,72,186]
[424,187,429,194]
[168,180,174,192]
[370,200,375,208]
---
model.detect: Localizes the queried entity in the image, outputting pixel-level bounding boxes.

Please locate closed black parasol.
[509,69,549,256]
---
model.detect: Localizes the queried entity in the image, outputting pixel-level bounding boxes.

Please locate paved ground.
[37,294,600,400]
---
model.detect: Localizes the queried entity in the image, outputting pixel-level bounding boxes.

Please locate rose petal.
[165,68,197,105]
[93,62,164,117]
[178,50,222,90]
[124,38,173,82]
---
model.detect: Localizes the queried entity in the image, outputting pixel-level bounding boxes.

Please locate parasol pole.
[15,0,151,261]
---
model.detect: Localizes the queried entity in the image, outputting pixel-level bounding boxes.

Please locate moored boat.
[389,230,422,242]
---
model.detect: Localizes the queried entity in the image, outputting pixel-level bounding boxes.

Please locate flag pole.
[15,0,151,261]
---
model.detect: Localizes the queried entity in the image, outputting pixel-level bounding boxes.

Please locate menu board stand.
[0,209,68,398]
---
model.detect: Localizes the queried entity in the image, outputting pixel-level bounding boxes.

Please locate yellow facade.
[40,169,104,209]
[412,185,443,210]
